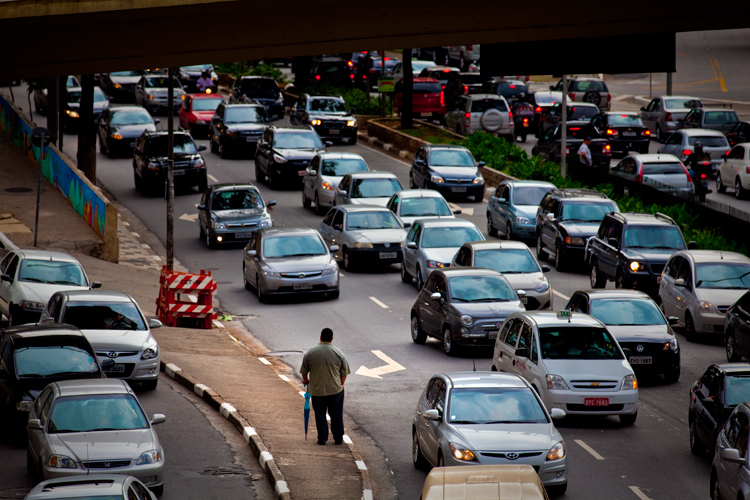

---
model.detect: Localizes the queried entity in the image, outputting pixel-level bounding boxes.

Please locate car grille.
[443,177,473,183]
[238,130,262,137]
[371,243,401,250]
[83,460,132,469]
[226,222,258,229]
[569,380,619,389]
[96,351,139,358]
[618,342,663,356]
[277,284,329,293]
[480,322,505,331]
[480,451,543,459]
[175,161,190,169]
[323,121,345,129]
[717,306,730,314]
[566,404,625,412]
[279,271,323,278]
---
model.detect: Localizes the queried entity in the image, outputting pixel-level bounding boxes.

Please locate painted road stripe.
[369,296,389,309]
[278,374,290,382]
[208,174,219,182]
[220,402,237,417]
[212,319,224,328]
[553,290,569,301]
[356,460,367,471]
[575,439,605,460]
[629,486,652,500]
[258,357,272,365]
[193,384,209,397]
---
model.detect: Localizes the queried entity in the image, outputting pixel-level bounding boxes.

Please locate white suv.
[444,94,513,139]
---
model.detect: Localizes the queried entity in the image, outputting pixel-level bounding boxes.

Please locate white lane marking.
[575,439,605,460]
[278,374,290,382]
[361,140,411,166]
[258,357,272,365]
[629,486,652,500]
[212,319,224,329]
[208,174,219,182]
[339,272,345,277]
[369,296,389,309]
[553,290,569,301]
[355,350,406,379]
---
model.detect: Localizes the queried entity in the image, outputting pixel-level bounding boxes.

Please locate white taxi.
[492,310,639,426]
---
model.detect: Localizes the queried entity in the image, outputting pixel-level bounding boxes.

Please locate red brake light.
[523,118,529,123]
[509,85,516,89]
[466,45,473,50]
[682,149,692,156]
[635,173,643,183]
[621,115,628,118]
[384,57,390,61]
[700,174,707,179]
[440,91,445,106]
[570,127,581,131]
[464,85,469,94]
[603,144,611,153]
[350,74,354,79]
[465,112,471,119]
[362,75,367,79]
[441,85,445,90]
[606,129,618,136]
[568,92,575,100]
[643,129,651,136]
[508,112,513,120]
[442,69,451,73]
[607,94,611,102]
[746,166,750,175]
[535,107,542,113]
[315,75,321,80]
[665,112,673,121]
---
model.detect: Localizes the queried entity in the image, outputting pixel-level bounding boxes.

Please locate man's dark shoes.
[334,440,343,445]
[317,440,326,445]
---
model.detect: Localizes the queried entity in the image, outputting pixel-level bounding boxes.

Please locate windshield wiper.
[483,420,533,424]
[469,298,509,302]
[50,280,81,285]
[21,277,46,283]
[47,371,94,377]
[283,253,324,257]
[450,420,480,424]
[347,226,370,229]
[452,297,471,302]
[86,427,120,432]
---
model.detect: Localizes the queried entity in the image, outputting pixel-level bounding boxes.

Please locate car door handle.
[424,302,429,306]
[499,351,503,358]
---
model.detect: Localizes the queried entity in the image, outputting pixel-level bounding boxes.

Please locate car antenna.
[472,358,476,372]
[86,443,90,475]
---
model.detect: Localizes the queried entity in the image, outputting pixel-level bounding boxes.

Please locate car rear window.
[704,111,739,125]
[533,93,560,106]
[687,136,729,147]
[608,115,644,127]
[725,376,750,406]
[321,158,368,176]
[570,106,598,120]
[572,80,607,92]
[471,99,508,113]
[496,83,528,96]
[240,78,279,95]
[565,123,598,138]
[413,82,442,93]
[15,346,99,377]
[664,98,702,110]
[642,162,686,175]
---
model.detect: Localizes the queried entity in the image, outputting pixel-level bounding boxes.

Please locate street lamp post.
[30,127,51,247]
[166,67,175,270]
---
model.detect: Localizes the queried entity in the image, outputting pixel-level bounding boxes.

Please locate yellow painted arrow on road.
[354,350,405,379]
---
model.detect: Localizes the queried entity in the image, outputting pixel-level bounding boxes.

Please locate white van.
[493,310,639,426]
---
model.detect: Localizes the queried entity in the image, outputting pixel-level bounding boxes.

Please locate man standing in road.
[300,328,350,445]
[578,136,593,167]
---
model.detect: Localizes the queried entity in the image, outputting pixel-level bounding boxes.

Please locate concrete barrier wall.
[0,92,119,262]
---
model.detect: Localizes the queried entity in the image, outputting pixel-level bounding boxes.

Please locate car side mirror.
[517,290,527,298]
[722,448,746,465]
[100,358,115,369]
[246,249,257,257]
[497,197,507,204]
[640,107,647,112]
[307,169,317,176]
[423,409,440,421]
[452,209,462,215]
[541,265,551,273]
[154,119,161,125]
[266,201,277,208]
[197,204,207,211]
[549,85,555,91]
[687,241,698,249]
[674,278,686,287]
[477,161,486,167]
[668,316,679,326]
[151,414,166,425]
[549,408,566,419]
[403,222,411,228]
[325,141,333,147]
[608,237,618,247]
[407,241,417,249]
[149,319,162,329]
[430,292,441,301]
[515,347,529,358]
[197,145,207,152]
[415,159,425,166]
[702,398,716,411]
[28,419,44,431]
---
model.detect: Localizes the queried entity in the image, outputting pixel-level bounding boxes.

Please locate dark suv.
[536,189,619,271]
[209,102,271,158]
[133,130,207,195]
[254,125,327,189]
[586,212,695,294]
[229,76,284,119]
[290,94,358,144]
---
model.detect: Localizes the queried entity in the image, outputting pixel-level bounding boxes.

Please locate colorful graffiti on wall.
[0,94,107,241]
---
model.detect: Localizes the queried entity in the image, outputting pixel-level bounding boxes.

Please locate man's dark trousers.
[312,390,345,443]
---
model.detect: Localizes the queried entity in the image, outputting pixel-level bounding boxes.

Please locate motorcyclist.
[686,142,713,200]
[196,71,214,93]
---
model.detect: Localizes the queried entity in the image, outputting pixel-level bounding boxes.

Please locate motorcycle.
[689,159,713,201]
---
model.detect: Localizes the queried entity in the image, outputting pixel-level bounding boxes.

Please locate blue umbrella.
[304,385,311,441]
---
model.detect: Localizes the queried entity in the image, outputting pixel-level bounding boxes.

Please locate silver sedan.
[242,227,339,302]
[385,189,458,227]
[333,171,403,207]
[302,152,370,215]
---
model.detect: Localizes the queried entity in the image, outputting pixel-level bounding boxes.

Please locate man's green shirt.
[300,342,351,397]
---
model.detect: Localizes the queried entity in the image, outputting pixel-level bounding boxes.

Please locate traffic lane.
[0,438,34,498]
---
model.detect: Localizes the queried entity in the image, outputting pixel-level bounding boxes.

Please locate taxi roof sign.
[557,310,572,321]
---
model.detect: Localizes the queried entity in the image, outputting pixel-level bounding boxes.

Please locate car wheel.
[473,192,483,203]
[409,174,416,189]
[141,379,158,391]
[716,173,727,193]
[726,330,741,361]
[619,411,637,426]
[664,366,680,383]
[254,160,265,183]
[314,192,326,216]
[615,268,624,289]
[412,428,429,470]
[455,125,462,136]
[547,483,568,496]
[554,243,566,272]
[437,451,445,467]
[685,312,697,342]
[583,91,601,106]
[7,304,16,327]
[710,472,720,500]
[536,235,548,261]
[199,224,205,240]
[401,263,413,283]
[443,326,457,356]
[256,276,267,303]
[219,142,228,159]
[655,125,662,143]
[243,264,252,291]
[302,190,311,209]
[343,248,354,271]
[210,135,218,154]
[133,170,143,191]
[205,231,216,249]
[411,314,426,344]
[736,177,746,200]
[590,260,606,288]
[487,214,498,237]
[106,140,116,159]
[329,290,340,299]
[416,266,425,290]
[690,418,704,455]
[504,222,513,241]
[99,136,106,154]
[267,169,278,190]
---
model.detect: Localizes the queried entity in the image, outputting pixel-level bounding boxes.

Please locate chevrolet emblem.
[591,382,600,387]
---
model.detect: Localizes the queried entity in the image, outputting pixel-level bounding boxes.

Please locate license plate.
[623,131,636,137]
[420,112,432,117]
[488,331,498,340]
[379,252,397,259]
[293,282,313,290]
[629,356,652,365]
[173,169,185,176]
[451,187,467,193]
[235,232,252,239]
[298,170,307,176]
[105,364,125,373]
[329,129,340,135]
[584,398,609,407]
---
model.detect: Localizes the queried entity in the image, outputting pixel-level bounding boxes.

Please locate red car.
[179,93,225,137]
[392,77,446,123]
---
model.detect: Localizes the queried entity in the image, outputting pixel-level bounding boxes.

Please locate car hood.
[309,113,352,120]
[502,272,546,291]
[622,248,677,262]
[192,111,215,121]
[111,124,157,138]
[18,282,89,305]
[265,255,334,273]
[349,197,391,207]
[110,76,140,85]
[430,166,479,178]
[212,208,268,222]
[421,247,461,263]
[696,288,749,307]
[541,358,633,380]
[558,222,601,238]
[346,228,406,243]
[51,429,158,461]
[274,148,322,160]
[603,324,672,343]
[145,88,185,97]
[225,123,267,132]
[401,214,455,225]
[513,205,539,221]
[451,301,525,318]
[81,330,153,351]
[454,423,560,452]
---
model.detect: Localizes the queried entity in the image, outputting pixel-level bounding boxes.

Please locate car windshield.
[448,387,548,424]
[422,226,483,248]
[211,189,264,211]
[588,298,666,326]
[263,234,327,258]
[182,64,212,71]
[623,226,685,249]
[225,107,269,124]
[474,248,540,273]
[321,158,368,176]
[240,79,279,94]
[429,149,475,167]
[274,131,323,149]
[346,211,401,230]
[704,111,739,125]
[569,107,598,120]
[147,134,198,155]
[534,93,560,105]
[608,114,644,126]
[48,394,149,433]
[110,110,153,126]
[560,202,617,222]
[642,162,686,175]
[725,376,750,406]
[497,83,528,95]
[471,99,508,113]
[110,71,145,77]
[18,260,86,286]
[687,136,728,147]
[449,275,516,302]
[351,178,402,198]
[695,262,750,289]
[413,82,442,93]
[411,61,436,73]
[540,326,622,359]
[308,99,348,113]
[145,77,181,89]
[664,98,701,110]
[63,301,147,331]
[400,197,452,217]
[192,97,223,112]
[67,88,107,104]
[15,346,99,377]
[512,186,552,205]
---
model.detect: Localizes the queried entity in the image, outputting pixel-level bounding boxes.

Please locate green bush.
[214,62,287,84]
[294,84,389,116]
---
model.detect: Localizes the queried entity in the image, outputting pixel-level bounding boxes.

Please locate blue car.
[487,180,555,240]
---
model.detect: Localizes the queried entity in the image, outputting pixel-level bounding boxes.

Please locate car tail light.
[466,45,473,50]
[565,146,570,156]
[682,149,692,156]
[440,91,445,106]
[315,75,321,80]
[607,93,612,103]
[347,61,353,67]
[509,85,516,89]
[746,165,750,174]
[384,57,390,61]
[508,111,513,121]
[603,144,611,154]
[665,112,673,122]
[465,112,471,119]
[535,107,542,113]
[642,129,651,136]
[570,127,581,131]
[523,118,529,124]
[443,69,451,73]
[350,74,354,79]
[700,173,708,179]
[635,173,643,183]
[464,85,469,94]
[568,92,575,101]
[606,129,618,137]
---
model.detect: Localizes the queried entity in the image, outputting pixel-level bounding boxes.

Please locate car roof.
[437,268,502,279]
[143,129,191,138]
[224,102,264,108]
[27,474,132,499]
[681,128,726,137]
[395,189,445,199]
[58,290,135,303]
[503,180,556,188]
[308,95,345,101]
[514,310,606,328]
[681,250,750,264]
[575,289,653,301]
[419,218,477,228]
[551,188,611,200]
[445,371,528,389]
[259,227,318,237]
[209,183,260,192]
[424,144,471,151]
[569,102,599,108]
[427,66,460,72]
[1,323,85,341]
[570,76,604,81]
[109,106,150,113]
[344,171,397,179]
[468,93,503,100]
[628,153,682,163]
[710,363,750,375]
[338,204,392,213]
[461,240,530,251]
[605,212,677,226]
[659,95,701,100]
[316,152,363,160]
[10,249,81,263]
[604,111,639,116]
[54,378,132,397]
[701,108,737,112]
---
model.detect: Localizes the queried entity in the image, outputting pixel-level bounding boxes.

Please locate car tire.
[411,314,426,344]
[141,379,158,391]
[554,243,566,272]
[437,451,445,467]
[619,411,637,426]
[664,366,680,383]
[243,265,252,291]
[401,263,413,283]
[149,484,164,497]
[329,290,340,299]
[736,177,746,200]
[343,248,354,271]
[590,260,606,288]
[219,142,228,159]
[487,214,498,237]
[504,222,513,241]
[210,135,218,154]
[7,304,17,327]
[256,276,267,303]
[255,159,265,183]
[480,109,503,133]
[197,173,208,193]
[710,472,720,500]
[106,140,116,159]
[199,224,205,240]
[583,91,601,106]
[685,312,697,342]
[267,169,278,190]
[716,173,727,193]
[547,483,568,496]
[536,235,548,261]
[655,125,662,143]
[349,135,358,145]
[409,174,416,189]
[416,266,425,290]
[615,268,624,289]
[302,190,312,209]
[690,418,704,455]
[205,231,216,249]
[726,330,742,362]
[133,170,143,191]
[443,326,457,356]
[27,447,39,479]
[412,428,429,470]
[314,192,326,216]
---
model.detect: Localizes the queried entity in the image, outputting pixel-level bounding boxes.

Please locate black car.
[689,363,750,455]
[725,121,750,147]
[409,144,485,202]
[538,102,600,137]
[0,324,109,439]
[677,107,740,134]
[565,289,681,382]
[133,130,207,195]
[536,188,619,271]
[290,94,358,144]
[99,70,146,103]
[209,102,270,158]
[725,291,750,362]
[254,125,328,189]
[590,112,652,155]
[62,86,110,133]
[531,121,611,167]
[310,56,357,88]
[586,212,694,294]
[228,76,284,119]
[97,106,158,159]
[483,79,529,106]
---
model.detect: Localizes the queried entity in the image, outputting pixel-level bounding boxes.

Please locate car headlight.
[193,157,205,168]
[147,161,161,171]
[665,338,679,352]
[346,120,356,127]
[48,455,78,469]
[534,281,550,293]
[460,315,473,326]
[259,219,273,228]
[473,176,484,184]
[427,260,448,269]
[353,242,373,248]
[112,133,123,140]
[273,153,287,163]
[181,94,186,100]
[211,221,226,229]
[449,443,477,462]
[141,344,159,360]
[321,181,334,191]
[135,450,162,465]
[546,374,569,390]
[66,109,79,118]
[20,300,44,310]
[321,265,339,276]
[621,374,638,390]
[564,236,585,245]
[226,129,238,137]
[546,441,566,461]
[629,261,641,272]
[262,269,281,278]
[515,216,531,225]
[114,83,122,89]
[310,119,322,126]
[700,300,716,314]
[430,174,444,184]
[16,400,33,411]
[149,94,154,100]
